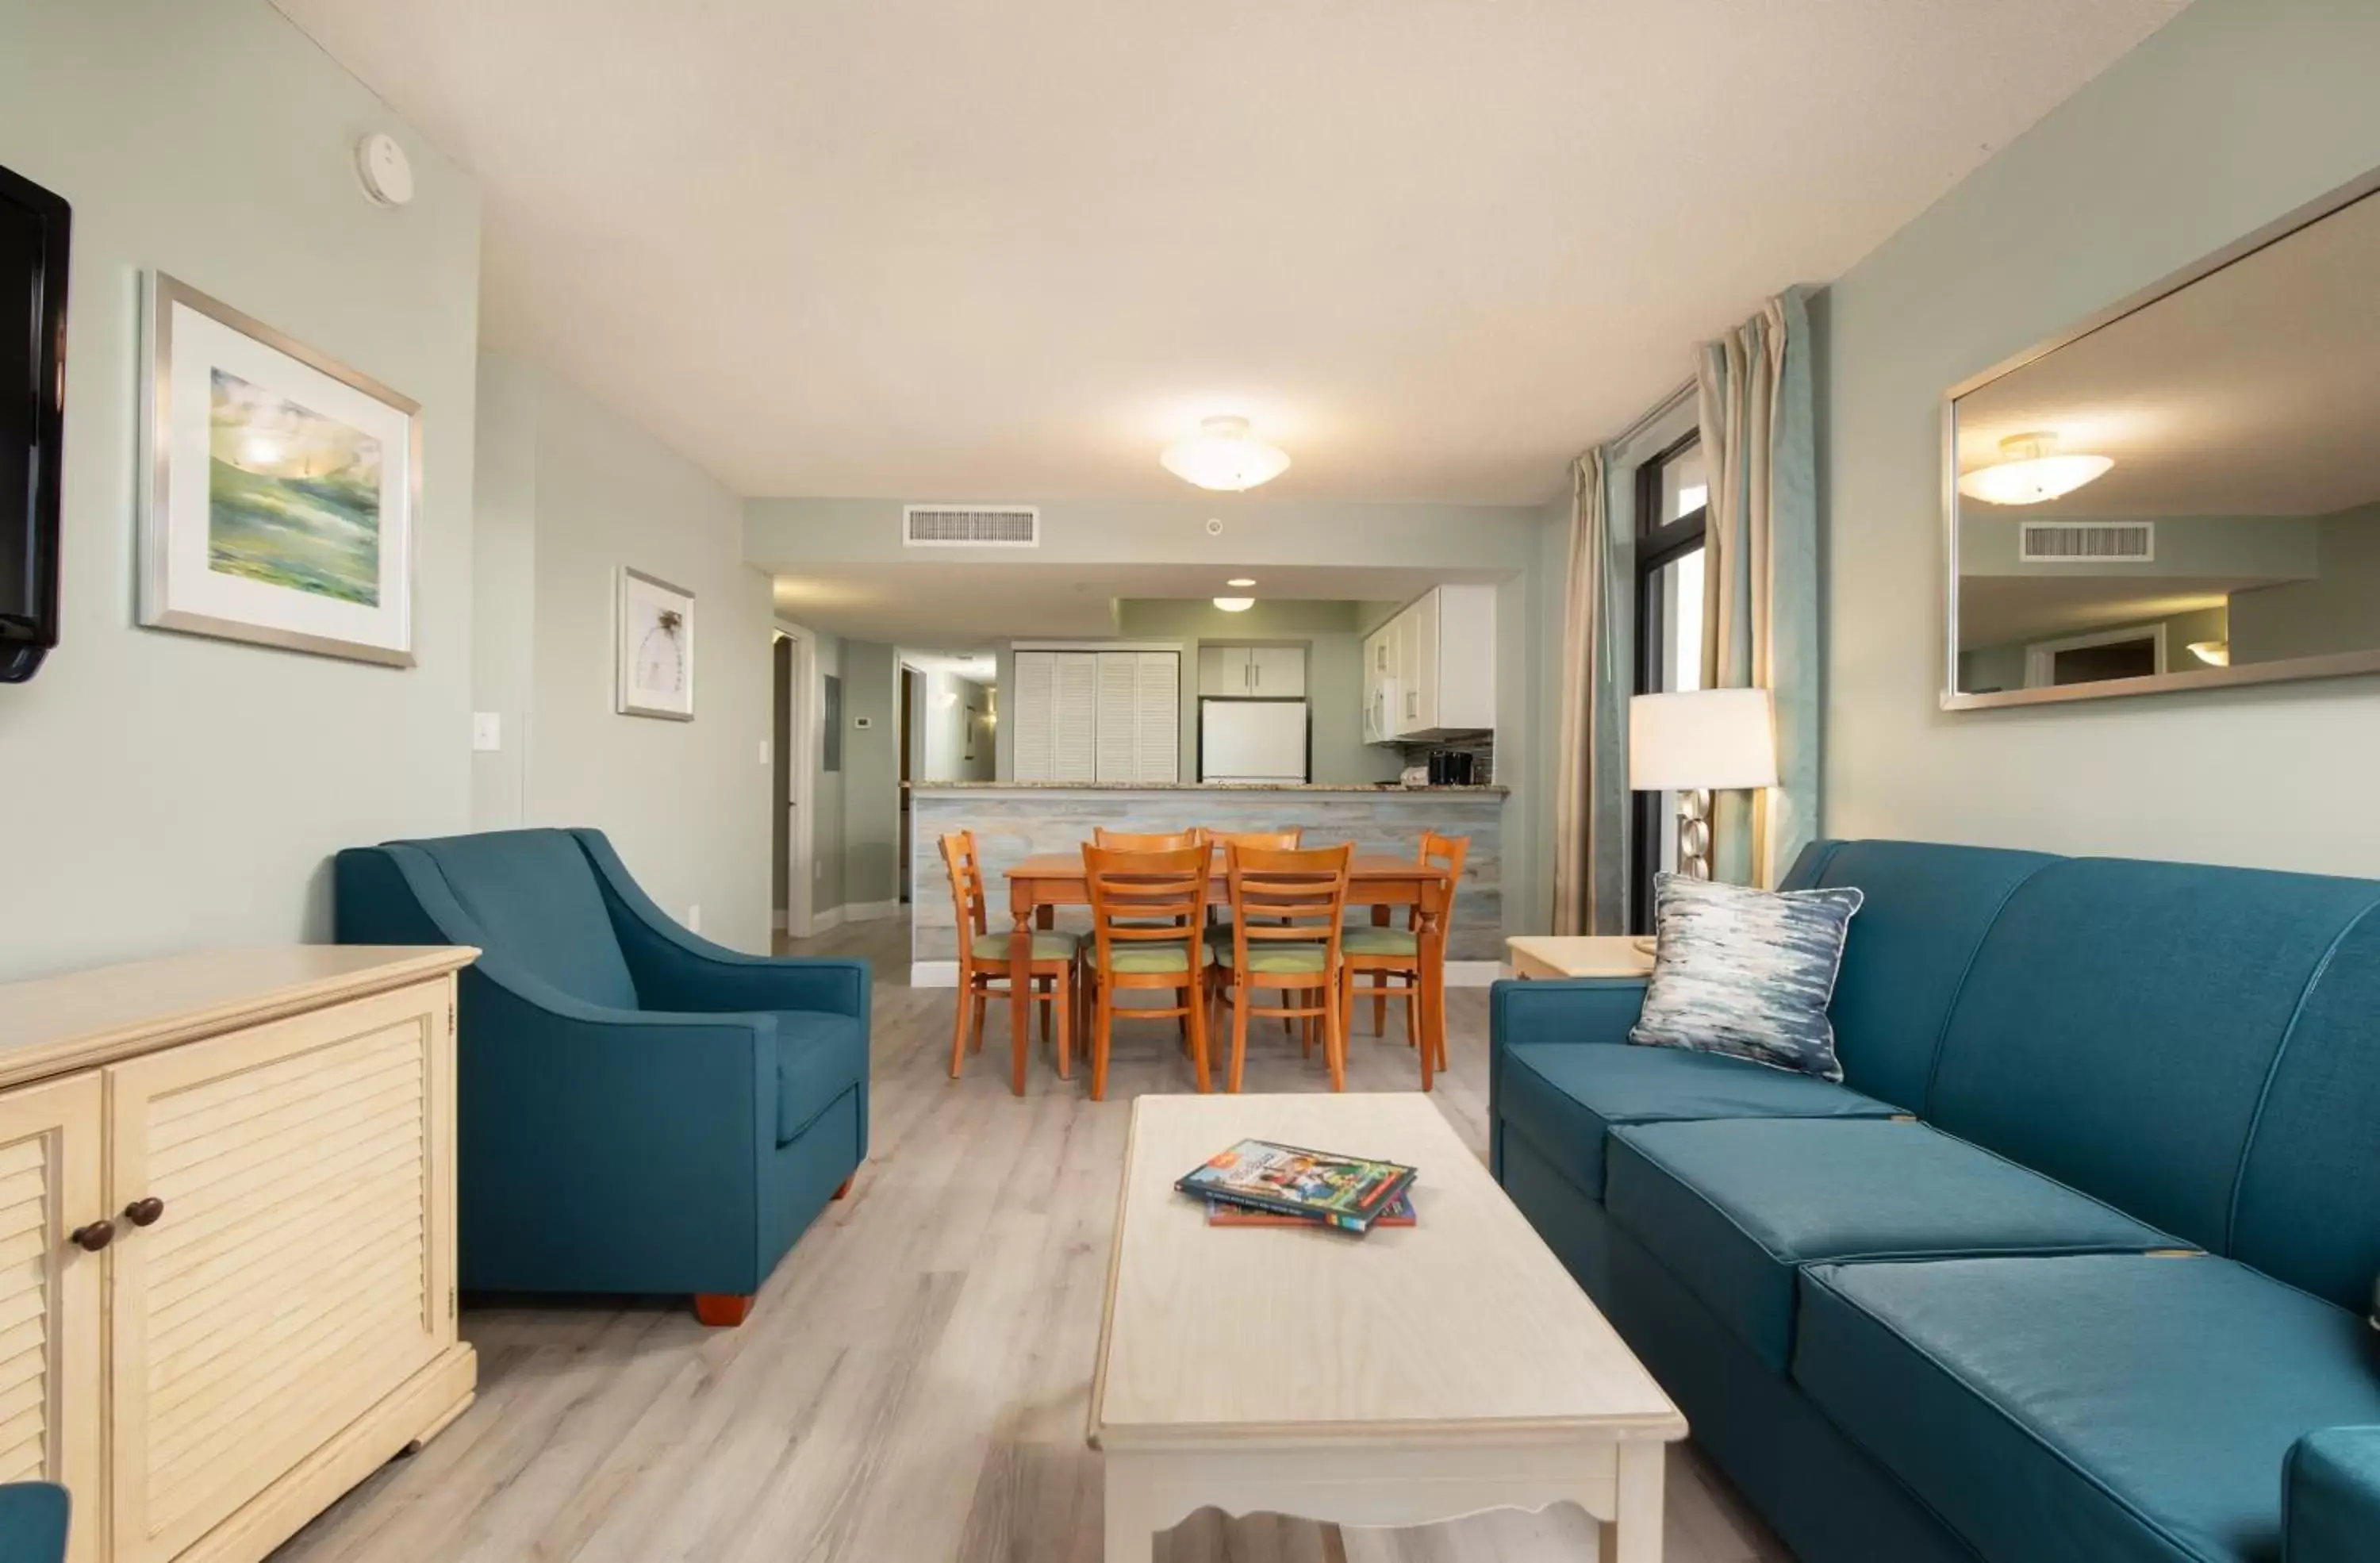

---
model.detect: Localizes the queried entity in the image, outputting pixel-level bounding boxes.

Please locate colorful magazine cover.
[1205,1192,1416,1232]
[1175,1138,1417,1232]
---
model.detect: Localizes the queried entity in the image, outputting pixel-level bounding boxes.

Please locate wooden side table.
[1505,935,1656,980]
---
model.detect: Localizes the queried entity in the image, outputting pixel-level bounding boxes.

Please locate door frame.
[777,622,818,939]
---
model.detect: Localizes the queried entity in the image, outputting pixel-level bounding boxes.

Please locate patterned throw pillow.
[1629,873,1865,1081]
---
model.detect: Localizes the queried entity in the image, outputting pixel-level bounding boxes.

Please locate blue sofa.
[334,828,869,1321]
[1491,839,2380,1563]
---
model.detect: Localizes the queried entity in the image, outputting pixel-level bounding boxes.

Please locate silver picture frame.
[616,566,696,720]
[139,272,423,666]
[1940,164,2380,712]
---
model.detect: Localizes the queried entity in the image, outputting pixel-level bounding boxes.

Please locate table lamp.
[1628,689,1779,881]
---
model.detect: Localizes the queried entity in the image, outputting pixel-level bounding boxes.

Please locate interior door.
[0,1073,102,1563]
[106,981,454,1563]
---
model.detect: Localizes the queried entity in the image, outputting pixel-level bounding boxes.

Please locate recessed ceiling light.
[1212,597,1255,613]
[1226,578,1256,588]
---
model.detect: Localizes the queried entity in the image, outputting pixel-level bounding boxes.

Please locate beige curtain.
[1551,450,1630,934]
[1697,288,1819,889]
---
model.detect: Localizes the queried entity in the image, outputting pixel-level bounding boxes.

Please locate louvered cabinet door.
[105,981,455,1563]
[0,1073,103,1563]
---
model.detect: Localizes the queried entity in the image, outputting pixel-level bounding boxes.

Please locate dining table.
[999,850,1455,1098]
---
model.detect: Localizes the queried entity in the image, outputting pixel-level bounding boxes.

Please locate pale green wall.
[0,0,482,979]
[840,640,901,908]
[1821,0,2380,875]
[471,353,778,952]
[2228,503,2380,665]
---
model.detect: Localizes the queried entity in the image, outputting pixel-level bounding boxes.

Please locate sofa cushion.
[2229,903,2380,1312]
[1606,1119,2177,1373]
[1787,839,2058,1111]
[1795,1254,2380,1563]
[772,1009,867,1145]
[1925,857,2380,1253]
[402,829,639,1008]
[1499,1041,1894,1200]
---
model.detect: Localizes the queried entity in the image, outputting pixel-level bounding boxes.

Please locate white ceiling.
[275,0,2183,505]
[774,563,1499,647]
[1958,186,2380,518]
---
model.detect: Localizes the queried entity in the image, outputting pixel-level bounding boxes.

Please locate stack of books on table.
[1176,1138,1418,1233]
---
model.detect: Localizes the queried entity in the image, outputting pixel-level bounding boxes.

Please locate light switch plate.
[758,738,771,765]
[853,715,873,729]
[471,712,502,752]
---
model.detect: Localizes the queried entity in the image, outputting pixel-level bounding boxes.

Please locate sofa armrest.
[570,828,870,1019]
[1491,977,1649,1051]
[2286,1426,2380,1563]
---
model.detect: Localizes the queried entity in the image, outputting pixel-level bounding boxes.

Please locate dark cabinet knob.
[68,1219,113,1253]
[123,1197,165,1227]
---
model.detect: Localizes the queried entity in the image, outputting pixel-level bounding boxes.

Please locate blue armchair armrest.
[570,829,869,1019]
[2286,1426,2380,1563]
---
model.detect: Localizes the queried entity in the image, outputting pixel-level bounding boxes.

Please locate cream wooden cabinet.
[0,947,478,1563]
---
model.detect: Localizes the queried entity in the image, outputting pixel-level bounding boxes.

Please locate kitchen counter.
[908,782,1507,981]
[906,780,1506,793]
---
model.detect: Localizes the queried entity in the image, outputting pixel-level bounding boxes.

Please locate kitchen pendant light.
[1161,416,1290,493]
[1958,432,2114,507]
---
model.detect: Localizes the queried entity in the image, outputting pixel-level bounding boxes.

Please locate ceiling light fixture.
[1226,578,1256,588]
[1162,416,1290,493]
[1212,597,1255,613]
[2188,639,2232,667]
[1957,432,2115,507]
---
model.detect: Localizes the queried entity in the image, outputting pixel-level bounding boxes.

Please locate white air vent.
[903,505,1040,547]
[2020,521,2154,563]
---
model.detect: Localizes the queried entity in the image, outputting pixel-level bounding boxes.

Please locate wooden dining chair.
[1202,830,1307,1034]
[1083,844,1213,1100]
[1209,842,1354,1093]
[1341,831,1468,1079]
[941,831,1080,1089]
[1092,826,1207,851]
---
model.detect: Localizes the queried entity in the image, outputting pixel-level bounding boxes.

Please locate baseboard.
[844,900,900,924]
[802,906,845,935]
[911,959,959,988]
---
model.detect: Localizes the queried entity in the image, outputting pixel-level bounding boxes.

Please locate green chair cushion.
[970,930,1080,962]
[1215,941,1330,974]
[1342,926,1418,957]
[1102,941,1207,975]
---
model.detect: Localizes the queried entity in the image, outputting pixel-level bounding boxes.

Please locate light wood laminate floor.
[273,915,1788,1563]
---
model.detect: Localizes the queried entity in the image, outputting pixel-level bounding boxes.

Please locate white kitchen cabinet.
[1366,586,1495,743]
[1196,644,1305,698]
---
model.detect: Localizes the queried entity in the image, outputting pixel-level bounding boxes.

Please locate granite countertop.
[907,781,1508,794]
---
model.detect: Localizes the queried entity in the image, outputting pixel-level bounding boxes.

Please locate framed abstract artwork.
[616,566,695,719]
[139,273,420,665]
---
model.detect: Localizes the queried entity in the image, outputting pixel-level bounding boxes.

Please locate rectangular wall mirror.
[1944,173,2380,709]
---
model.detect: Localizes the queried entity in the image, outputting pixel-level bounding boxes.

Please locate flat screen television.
[1,163,70,684]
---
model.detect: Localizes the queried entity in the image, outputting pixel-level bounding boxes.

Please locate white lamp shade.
[1629,689,1779,792]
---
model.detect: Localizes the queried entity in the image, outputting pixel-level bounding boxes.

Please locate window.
[1630,435,1708,933]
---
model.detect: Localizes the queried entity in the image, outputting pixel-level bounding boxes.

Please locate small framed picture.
[140,273,420,665]
[616,567,695,719]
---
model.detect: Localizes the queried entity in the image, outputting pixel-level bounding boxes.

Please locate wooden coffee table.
[1088,1093,1686,1561]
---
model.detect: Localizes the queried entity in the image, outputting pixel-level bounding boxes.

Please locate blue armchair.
[0,1484,68,1563]
[333,828,869,1325]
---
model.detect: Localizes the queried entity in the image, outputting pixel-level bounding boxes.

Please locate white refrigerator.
[1199,699,1310,784]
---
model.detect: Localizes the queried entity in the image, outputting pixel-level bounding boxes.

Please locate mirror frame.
[1940,164,2380,712]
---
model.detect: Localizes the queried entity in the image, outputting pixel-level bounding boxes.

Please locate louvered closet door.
[1011,651,1056,779]
[1134,653,1180,781]
[1096,651,1139,782]
[1051,651,1099,782]
[0,1073,102,1563]
[107,981,455,1563]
